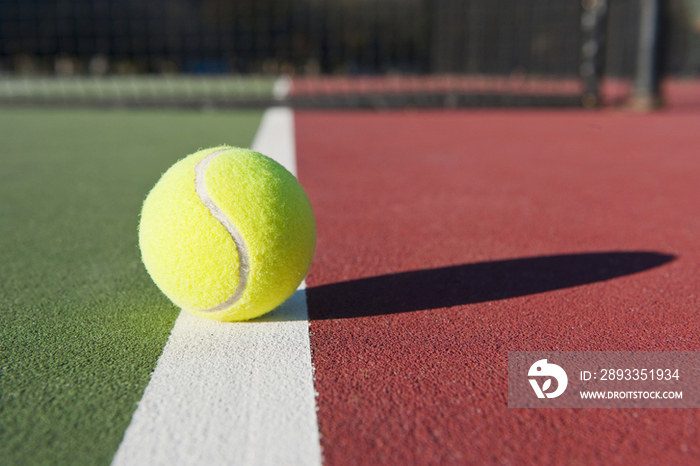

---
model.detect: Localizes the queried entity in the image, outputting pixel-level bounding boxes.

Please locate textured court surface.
[298,110,700,465]
[0,108,263,465]
[2,104,700,465]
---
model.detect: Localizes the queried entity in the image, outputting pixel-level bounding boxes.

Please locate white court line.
[112,108,322,466]
[272,76,292,102]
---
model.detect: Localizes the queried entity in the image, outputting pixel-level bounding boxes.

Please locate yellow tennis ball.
[138,146,316,322]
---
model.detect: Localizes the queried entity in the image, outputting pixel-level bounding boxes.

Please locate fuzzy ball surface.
[139,146,316,322]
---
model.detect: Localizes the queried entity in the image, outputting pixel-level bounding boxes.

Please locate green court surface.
[0,108,263,465]
[0,76,277,104]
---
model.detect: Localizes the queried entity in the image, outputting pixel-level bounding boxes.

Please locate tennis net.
[0,0,693,109]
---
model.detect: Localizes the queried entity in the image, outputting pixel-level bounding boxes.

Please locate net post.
[630,0,663,110]
[580,0,609,108]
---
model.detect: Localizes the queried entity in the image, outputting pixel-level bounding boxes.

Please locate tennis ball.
[139,146,316,322]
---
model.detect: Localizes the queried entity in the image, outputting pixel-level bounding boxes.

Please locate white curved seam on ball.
[193,148,250,313]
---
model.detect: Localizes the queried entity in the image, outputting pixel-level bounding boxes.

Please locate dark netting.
[0,0,696,107]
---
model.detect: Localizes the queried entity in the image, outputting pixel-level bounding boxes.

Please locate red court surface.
[291,75,582,97]
[297,109,700,465]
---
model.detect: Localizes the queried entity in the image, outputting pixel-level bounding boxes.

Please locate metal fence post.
[580,0,609,108]
[631,0,663,110]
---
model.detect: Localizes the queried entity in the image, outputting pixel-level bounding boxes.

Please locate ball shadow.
[306,252,675,320]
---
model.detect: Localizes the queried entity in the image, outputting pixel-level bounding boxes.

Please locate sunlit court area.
[2,1,700,465]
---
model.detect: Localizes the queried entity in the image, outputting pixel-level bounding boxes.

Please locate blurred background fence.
[0,0,699,107]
